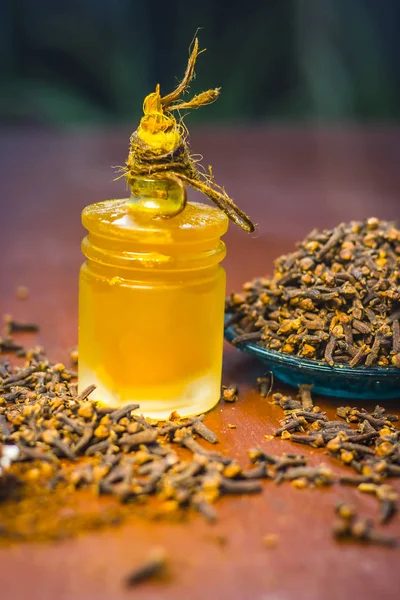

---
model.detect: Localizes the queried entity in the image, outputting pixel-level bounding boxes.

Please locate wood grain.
[0,126,399,600]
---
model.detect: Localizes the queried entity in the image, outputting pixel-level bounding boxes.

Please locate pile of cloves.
[1,315,399,547]
[0,368,266,533]
[0,317,315,540]
[226,218,400,367]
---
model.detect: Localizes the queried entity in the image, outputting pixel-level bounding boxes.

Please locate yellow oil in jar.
[79,183,228,419]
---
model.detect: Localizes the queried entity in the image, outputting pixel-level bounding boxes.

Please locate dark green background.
[1,0,399,126]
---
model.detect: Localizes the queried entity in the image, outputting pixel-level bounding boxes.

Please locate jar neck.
[83,260,223,284]
[82,234,226,273]
[81,199,228,273]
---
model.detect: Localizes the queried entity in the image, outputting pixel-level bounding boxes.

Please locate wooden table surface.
[0,126,399,600]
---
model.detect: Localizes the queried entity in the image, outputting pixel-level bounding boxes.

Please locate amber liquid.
[78,201,227,419]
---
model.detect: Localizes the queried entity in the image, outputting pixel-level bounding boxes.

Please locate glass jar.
[78,178,228,419]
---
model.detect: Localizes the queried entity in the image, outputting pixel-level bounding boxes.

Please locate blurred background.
[1,0,400,126]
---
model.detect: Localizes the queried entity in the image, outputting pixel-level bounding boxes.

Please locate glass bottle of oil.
[79,178,228,419]
[78,39,253,418]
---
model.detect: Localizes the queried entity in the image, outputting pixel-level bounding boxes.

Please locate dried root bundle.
[119,38,254,233]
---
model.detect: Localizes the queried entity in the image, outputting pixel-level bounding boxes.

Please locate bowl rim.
[224,313,399,378]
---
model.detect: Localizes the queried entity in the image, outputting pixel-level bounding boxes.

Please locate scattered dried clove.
[333,503,397,547]
[124,548,168,587]
[221,385,238,403]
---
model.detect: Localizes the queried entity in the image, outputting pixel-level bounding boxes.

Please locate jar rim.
[82,200,228,245]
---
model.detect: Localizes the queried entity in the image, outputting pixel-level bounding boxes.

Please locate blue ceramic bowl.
[224,315,400,400]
